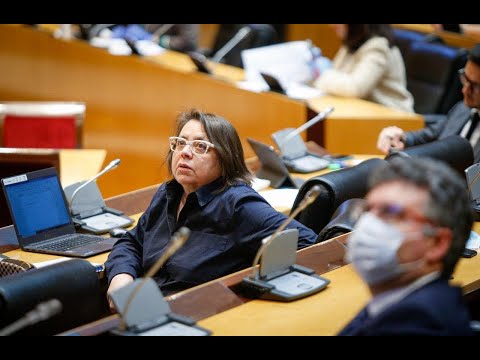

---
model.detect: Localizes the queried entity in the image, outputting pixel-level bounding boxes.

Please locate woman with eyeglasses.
[377,44,480,162]
[105,109,317,309]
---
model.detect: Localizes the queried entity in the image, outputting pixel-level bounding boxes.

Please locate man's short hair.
[468,44,480,67]
[368,157,473,278]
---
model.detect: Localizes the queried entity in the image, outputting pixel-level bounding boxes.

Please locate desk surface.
[308,96,424,154]
[57,225,480,336]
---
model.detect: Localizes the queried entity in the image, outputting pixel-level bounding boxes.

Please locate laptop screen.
[2,168,71,239]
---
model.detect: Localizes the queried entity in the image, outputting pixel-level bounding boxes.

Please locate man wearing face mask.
[339,157,474,336]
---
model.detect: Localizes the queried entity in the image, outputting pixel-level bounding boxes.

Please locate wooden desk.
[57,224,480,336]
[0,25,306,199]
[393,24,480,50]
[286,24,341,59]
[308,96,424,154]
[59,149,106,187]
[193,222,480,335]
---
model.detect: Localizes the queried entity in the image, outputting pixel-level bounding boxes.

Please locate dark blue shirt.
[105,179,317,295]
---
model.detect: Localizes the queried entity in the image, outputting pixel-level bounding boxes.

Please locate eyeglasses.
[357,202,434,226]
[459,68,480,93]
[169,136,215,155]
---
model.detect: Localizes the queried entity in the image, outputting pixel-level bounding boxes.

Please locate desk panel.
[308,96,424,154]
[197,249,480,335]
[0,25,306,198]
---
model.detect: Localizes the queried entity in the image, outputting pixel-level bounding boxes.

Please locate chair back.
[0,102,85,148]
[0,259,107,335]
[316,198,365,243]
[385,135,474,177]
[393,28,427,63]
[291,158,387,234]
[405,41,467,114]
[0,148,60,228]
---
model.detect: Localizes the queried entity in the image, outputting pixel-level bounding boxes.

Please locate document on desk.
[466,231,480,250]
[259,189,299,211]
[241,41,313,88]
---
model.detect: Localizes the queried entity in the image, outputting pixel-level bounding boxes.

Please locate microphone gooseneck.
[0,298,62,336]
[250,185,322,279]
[282,107,334,145]
[211,26,252,63]
[69,158,121,208]
[150,24,175,44]
[118,227,191,331]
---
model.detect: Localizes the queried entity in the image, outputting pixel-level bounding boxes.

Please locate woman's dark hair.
[167,108,253,192]
[468,44,480,67]
[344,24,394,52]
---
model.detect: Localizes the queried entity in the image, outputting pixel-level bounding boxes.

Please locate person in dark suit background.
[377,44,480,162]
[339,157,474,336]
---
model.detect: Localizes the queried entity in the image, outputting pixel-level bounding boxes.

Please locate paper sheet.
[466,231,480,250]
[259,188,299,210]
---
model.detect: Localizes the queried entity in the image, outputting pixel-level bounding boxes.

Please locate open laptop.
[247,138,304,189]
[271,128,330,173]
[1,167,118,258]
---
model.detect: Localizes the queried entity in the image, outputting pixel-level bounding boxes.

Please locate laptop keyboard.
[33,234,103,252]
[291,155,330,172]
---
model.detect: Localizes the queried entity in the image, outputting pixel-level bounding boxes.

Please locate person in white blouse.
[313,24,414,113]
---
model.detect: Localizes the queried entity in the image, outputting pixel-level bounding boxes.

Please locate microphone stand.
[250,185,322,280]
[281,107,334,145]
[118,227,191,331]
[150,24,175,44]
[69,159,120,209]
[211,26,252,63]
[109,228,211,336]
[0,299,62,336]
[240,185,331,301]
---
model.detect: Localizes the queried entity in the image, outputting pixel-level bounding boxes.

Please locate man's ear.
[425,227,453,262]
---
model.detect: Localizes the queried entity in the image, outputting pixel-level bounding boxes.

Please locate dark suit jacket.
[405,101,480,162]
[338,278,473,336]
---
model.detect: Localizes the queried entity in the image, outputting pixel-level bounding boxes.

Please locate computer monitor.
[0,148,60,228]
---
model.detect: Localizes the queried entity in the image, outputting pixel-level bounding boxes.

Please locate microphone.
[211,25,254,63]
[281,107,334,145]
[241,185,330,301]
[69,158,121,209]
[114,227,191,331]
[0,299,62,336]
[250,185,322,280]
[150,24,175,44]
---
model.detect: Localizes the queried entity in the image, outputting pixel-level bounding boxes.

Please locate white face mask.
[346,212,421,286]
